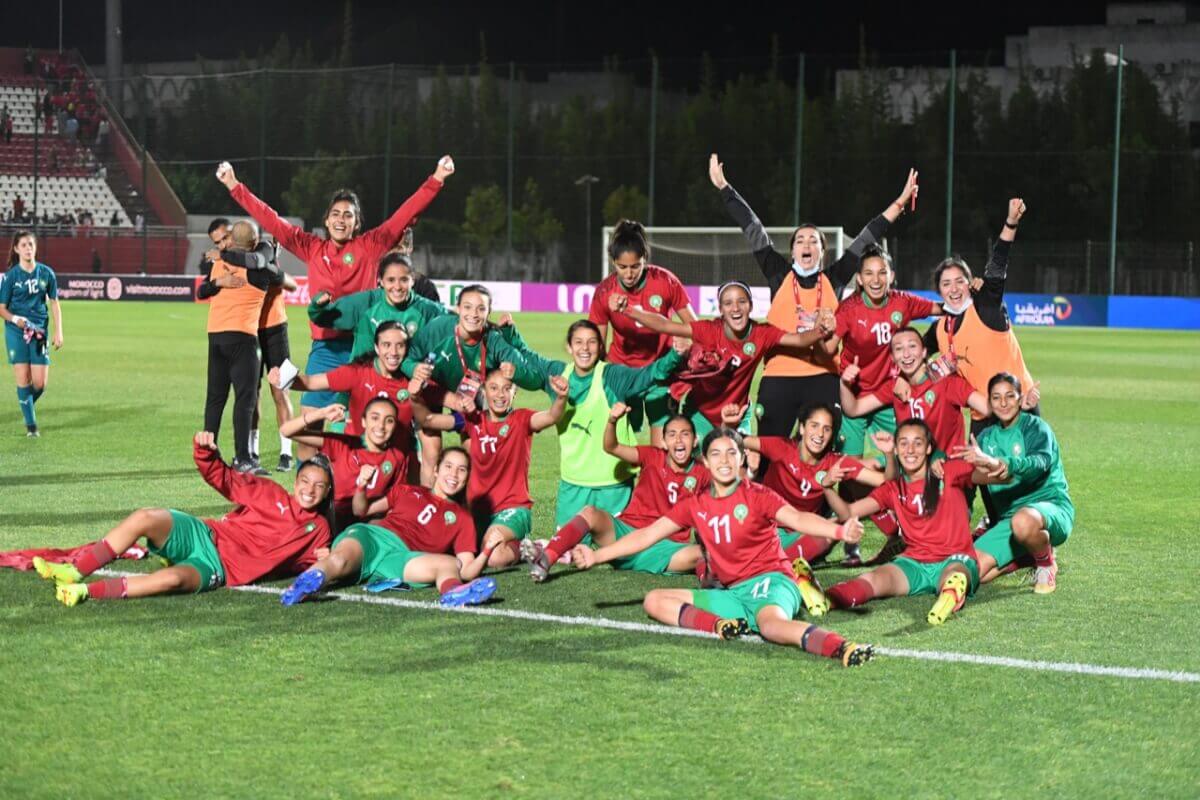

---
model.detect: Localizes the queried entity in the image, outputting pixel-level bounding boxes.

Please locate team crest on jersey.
[397,389,410,401]
[499,424,510,437]
[890,310,903,326]
[649,294,663,309]
[1012,444,1022,456]
[754,403,764,419]
[406,322,418,335]
[305,523,315,533]
[733,503,749,522]
[443,511,457,525]
[924,390,936,405]
[742,342,756,356]
[38,280,47,291]
[683,476,697,491]
[342,253,354,265]
[815,470,827,485]
[381,460,394,475]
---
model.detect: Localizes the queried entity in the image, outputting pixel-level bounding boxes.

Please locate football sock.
[796,535,834,562]
[799,624,845,659]
[544,515,590,564]
[86,577,127,600]
[31,385,44,403]
[280,436,293,457]
[997,552,1036,576]
[1032,546,1055,569]
[438,577,465,595]
[16,385,36,427]
[677,603,722,633]
[871,510,899,537]
[694,557,710,583]
[250,429,260,459]
[74,539,117,577]
[826,578,876,609]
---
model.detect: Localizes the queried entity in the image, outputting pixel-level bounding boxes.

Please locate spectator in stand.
[24,46,34,75]
[91,249,102,274]
[134,213,145,232]
[2,114,11,145]
[96,117,109,155]
[109,210,120,227]
[13,195,25,220]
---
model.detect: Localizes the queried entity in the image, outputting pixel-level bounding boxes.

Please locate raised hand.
[194,431,217,450]
[839,518,864,544]
[671,335,692,355]
[930,457,945,480]
[819,457,850,487]
[548,375,569,399]
[895,168,918,211]
[204,248,220,262]
[841,356,861,385]
[434,155,455,183]
[499,361,516,380]
[495,313,514,327]
[355,464,377,489]
[570,545,596,570]
[321,403,347,423]
[870,430,895,455]
[412,362,434,384]
[893,375,912,402]
[215,161,238,190]
[708,153,729,190]
[1022,380,1041,409]
[969,276,984,293]
[720,403,747,426]
[608,292,628,314]
[1007,198,1026,226]
[609,401,630,422]
[816,308,836,335]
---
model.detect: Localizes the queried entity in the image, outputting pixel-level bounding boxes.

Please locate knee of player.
[1011,509,1043,538]
[579,505,601,527]
[642,590,667,617]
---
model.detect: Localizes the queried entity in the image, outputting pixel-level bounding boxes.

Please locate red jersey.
[684,319,785,425]
[230,178,442,340]
[379,483,477,555]
[589,265,692,367]
[836,290,937,394]
[757,438,865,514]
[324,360,416,450]
[458,407,536,516]
[872,372,975,452]
[192,443,332,587]
[665,480,795,587]
[319,434,407,524]
[869,459,977,563]
[618,446,711,540]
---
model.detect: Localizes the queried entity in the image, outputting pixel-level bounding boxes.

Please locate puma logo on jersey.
[786,462,801,475]
[438,350,453,363]
[276,501,288,516]
[569,420,594,436]
[365,383,375,392]
[856,319,867,326]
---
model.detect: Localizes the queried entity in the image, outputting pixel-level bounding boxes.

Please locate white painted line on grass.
[98,570,1200,684]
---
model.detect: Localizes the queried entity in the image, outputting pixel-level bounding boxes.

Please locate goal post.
[599,226,847,285]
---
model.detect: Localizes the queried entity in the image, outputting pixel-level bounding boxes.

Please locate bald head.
[230,220,258,251]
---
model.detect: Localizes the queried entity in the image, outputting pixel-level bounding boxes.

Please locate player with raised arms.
[411,369,570,568]
[573,427,873,667]
[216,155,454,423]
[614,280,834,438]
[33,433,333,605]
[953,373,1073,594]
[279,447,499,608]
[523,405,710,582]
[1,230,63,437]
[589,219,695,447]
[708,153,918,434]
[825,419,1004,625]
[278,398,409,530]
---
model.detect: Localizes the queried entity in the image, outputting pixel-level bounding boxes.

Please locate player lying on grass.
[278,399,409,530]
[1,229,63,437]
[720,402,889,573]
[33,432,334,605]
[825,419,1006,625]
[279,447,499,607]
[571,427,874,667]
[612,280,836,438]
[952,373,1073,594]
[522,405,710,582]
[412,369,569,568]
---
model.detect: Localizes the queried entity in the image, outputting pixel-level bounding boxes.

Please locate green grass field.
[2,303,1199,798]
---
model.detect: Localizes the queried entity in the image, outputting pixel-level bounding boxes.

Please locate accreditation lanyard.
[929,316,959,381]
[454,329,486,401]
[791,273,824,333]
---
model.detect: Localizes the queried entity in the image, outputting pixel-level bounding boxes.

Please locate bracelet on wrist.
[1004,220,1019,230]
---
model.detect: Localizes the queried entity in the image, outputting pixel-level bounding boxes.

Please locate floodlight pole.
[792,53,805,226]
[382,62,394,217]
[576,174,599,280]
[507,61,515,266]
[1108,45,1124,295]
[944,49,956,257]
[648,53,658,227]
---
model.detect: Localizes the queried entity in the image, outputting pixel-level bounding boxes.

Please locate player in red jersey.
[280,447,500,607]
[574,427,874,667]
[839,327,989,457]
[825,419,1001,625]
[33,433,334,606]
[615,281,835,438]
[589,220,695,447]
[277,398,409,530]
[524,406,710,581]
[216,156,453,417]
[412,369,569,568]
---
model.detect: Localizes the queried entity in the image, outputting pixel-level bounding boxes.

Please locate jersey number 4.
[707,514,732,544]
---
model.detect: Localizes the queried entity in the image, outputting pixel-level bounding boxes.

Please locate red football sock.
[998,551,1037,575]
[796,535,834,562]
[677,603,722,634]
[871,510,899,537]
[437,577,465,595]
[826,578,876,609]
[544,515,591,564]
[74,540,117,577]
[86,577,127,600]
[694,557,709,582]
[800,624,846,659]
[1032,547,1055,569]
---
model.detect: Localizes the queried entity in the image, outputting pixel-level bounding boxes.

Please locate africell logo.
[1053,296,1072,321]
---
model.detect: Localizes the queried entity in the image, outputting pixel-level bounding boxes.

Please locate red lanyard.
[454,328,486,379]
[791,272,824,314]
[944,316,959,359]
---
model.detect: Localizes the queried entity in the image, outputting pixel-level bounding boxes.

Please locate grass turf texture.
[2,303,1199,798]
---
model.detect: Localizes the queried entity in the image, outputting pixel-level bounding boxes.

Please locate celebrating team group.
[14,151,1074,669]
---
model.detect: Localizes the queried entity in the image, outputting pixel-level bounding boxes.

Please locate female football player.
[0,230,63,436]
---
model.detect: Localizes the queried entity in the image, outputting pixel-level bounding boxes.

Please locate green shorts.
[5,322,50,366]
[683,401,752,441]
[838,406,896,457]
[302,338,354,408]
[893,554,980,597]
[479,506,533,541]
[149,510,226,592]
[627,383,674,432]
[555,480,633,528]
[777,529,801,552]
[692,571,802,632]
[335,523,432,588]
[974,501,1075,570]
[608,516,692,575]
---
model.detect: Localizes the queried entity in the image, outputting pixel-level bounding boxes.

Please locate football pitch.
[2,303,1199,798]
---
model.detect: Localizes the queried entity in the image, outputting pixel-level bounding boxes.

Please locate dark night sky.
[4,1,1116,70]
